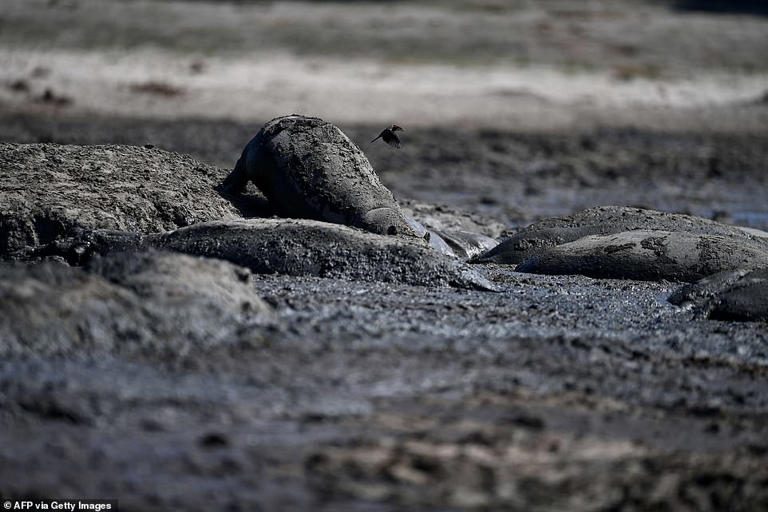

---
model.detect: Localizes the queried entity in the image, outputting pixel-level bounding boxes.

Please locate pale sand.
[1,48,767,132]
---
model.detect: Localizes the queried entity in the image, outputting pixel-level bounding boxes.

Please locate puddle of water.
[731,211,768,229]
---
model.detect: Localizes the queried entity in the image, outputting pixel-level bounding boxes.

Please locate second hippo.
[222,115,417,237]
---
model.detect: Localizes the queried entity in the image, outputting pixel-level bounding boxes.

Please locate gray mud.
[2,97,768,512]
[1,113,767,232]
[1,267,767,511]
[0,252,272,358]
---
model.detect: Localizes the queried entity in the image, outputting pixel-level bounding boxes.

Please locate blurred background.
[1,0,767,228]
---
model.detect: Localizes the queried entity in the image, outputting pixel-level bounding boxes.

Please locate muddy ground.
[1,0,768,510]
[2,110,766,230]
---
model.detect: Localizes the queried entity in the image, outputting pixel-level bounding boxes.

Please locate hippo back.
[235,115,413,236]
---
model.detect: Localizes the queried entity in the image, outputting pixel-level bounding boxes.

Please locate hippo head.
[360,207,420,237]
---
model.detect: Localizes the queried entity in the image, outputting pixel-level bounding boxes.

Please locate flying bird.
[370,124,404,148]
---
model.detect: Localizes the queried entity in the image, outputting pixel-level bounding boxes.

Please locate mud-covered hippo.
[222,115,418,237]
[18,219,497,291]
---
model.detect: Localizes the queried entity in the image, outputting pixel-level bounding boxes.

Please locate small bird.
[370,124,404,148]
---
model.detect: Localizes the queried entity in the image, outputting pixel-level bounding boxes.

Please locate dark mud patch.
[129,81,185,97]
[674,0,768,16]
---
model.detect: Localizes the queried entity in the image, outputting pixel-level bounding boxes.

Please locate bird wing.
[370,130,386,144]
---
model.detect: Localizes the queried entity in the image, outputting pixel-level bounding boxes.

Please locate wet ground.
[0,126,766,509]
[1,110,766,231]
[1,268,767,510]
[1,0,768,509]
[2,74,768,512]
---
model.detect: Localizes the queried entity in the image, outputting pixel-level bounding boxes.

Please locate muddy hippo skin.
[516,230,768,282]
[473,206,768,265]
[0,143,240,257]
[23,219,496,291]
[669,267,768,321]
[222,115,417,237]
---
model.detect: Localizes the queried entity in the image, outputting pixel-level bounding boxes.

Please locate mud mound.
[0,143,239,255]
[0,252,271,358]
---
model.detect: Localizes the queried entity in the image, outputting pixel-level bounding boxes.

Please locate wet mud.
[1,117,767,509]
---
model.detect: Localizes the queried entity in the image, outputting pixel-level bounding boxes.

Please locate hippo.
[221,115,418,238]
[17,218,497,291]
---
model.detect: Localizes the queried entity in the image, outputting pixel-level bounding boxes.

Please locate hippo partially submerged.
[20,219,496,291]
[669,267,768,321]
[473,206,768,265]
[222,115,417,237]
[473,207,768,282]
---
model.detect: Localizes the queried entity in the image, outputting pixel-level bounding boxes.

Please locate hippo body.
[473,206,768,265]
[18,219,497,291]
[223,115,416,237]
